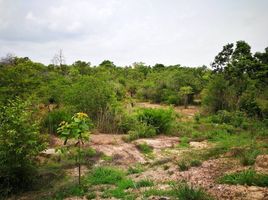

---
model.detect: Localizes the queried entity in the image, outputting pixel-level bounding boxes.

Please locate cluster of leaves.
[122,107,176,141]
[204,41,268,118]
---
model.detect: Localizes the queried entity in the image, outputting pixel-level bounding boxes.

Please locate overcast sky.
[0,0,267,67]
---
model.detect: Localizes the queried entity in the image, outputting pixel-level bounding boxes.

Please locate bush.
[41,108,72,134]
[218,170,268,187]
[118,114,139,134]
[211,110,247,128]
[125,122,156,141]
[0,98,46,195]
[137,108,175,134]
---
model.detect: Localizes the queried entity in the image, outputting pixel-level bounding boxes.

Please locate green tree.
[57,112,92,185]
[0,98,46,195]
[179,86,193,108]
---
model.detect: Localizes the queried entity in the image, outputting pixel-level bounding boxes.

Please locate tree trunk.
[184,95,188,109]
[78,141,81,185]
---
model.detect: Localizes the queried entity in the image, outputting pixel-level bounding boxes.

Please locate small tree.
[57,112,92,185]
[0,98,46,195]
[179,86,193,109]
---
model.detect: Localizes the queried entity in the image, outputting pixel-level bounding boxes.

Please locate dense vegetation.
[0,41,267,199]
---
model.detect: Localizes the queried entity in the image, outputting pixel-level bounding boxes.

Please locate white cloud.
[0,0,267,66]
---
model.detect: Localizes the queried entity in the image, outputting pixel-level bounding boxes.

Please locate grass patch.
[143,182,212,200]
[127,164,144,175]
[85,166,137,199]
[172,182,213,200]
[178,160,189,171]
[190,159,202,167]
[136,179,154,188]
[218,169,268,187]
[136,142,153,154]
[85,166,125,185]
[143,188,176,197]
[178,136,190,148]
[102,188,136,199]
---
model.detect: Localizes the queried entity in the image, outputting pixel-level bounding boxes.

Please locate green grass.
[190,159,202,167]
[85,166,125,185]
[143,182,212,200]
[172,182,213,200]
[143,188,176,197]
[102,188,136,199]
[40,181,89,200]
[238,148,261,166]
[136,179,154,188]
[136,142,153,154]
[218,169,268,187]
[85,166,137,199]
[127,164,144,175]
[178,136,190,148]
[178,160,189,171]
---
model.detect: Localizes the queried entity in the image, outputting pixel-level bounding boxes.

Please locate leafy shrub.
[211,110,247,128]
[0,98,46,195]
[118,114,138,134]
[125,122,156,141]
[137,108,175,134]
[41,108,72,134]
[218,170,268,187]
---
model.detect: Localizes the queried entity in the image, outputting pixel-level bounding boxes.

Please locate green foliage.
[57,112,92,185]
[205,41,268,118]
[125,122,156,141]
[137,108,175,134]
[178,136,190,148]
[41,108,72,134]
[210,110,247,128]
[218,170,268,187]
[57,112,92,145]
[136,142,153,154]
[0,98,46,195]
